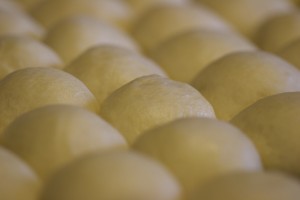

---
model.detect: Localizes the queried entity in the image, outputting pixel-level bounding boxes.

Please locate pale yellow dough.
[100,75,215,144]
[65,45,166,105]
[190,171,300,200]
[132,4,232,51]
[133,117,262,194]
[40,151,183,200]
[0,146,41,200]
[278,38,300,70]
[44,16,139,64]
[192,51,300,121]
[125,0,188,16]
[0,67,98,135]
[1,105,127,180]
[196,0,294,39]
[231,92,300,176]
[151,29,255,83]
[255,12,300,52]
[31,0,133,31]
[0,0,24,14]
[16,0,43,10]
[0,35,63,80]
[0,8,44,39]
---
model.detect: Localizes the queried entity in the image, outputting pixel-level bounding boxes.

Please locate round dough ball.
[31,0,133,30]
[1,105,127,180]
[0,8,44,39]
[100,75,215,144]
[231,92,300,176]
[65,45,166,105]
[0,147,41,200]
[133,117,262,194]
[40,151,183,200]
[44,16,139,64]
[189,171,300,200]
[151,29,255,83]
[196,0,294,39]
[0,67,98,135]
[255,12,300,52]
[132,4,233,51]
[0,35,63,79]
[192,51,300,121]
